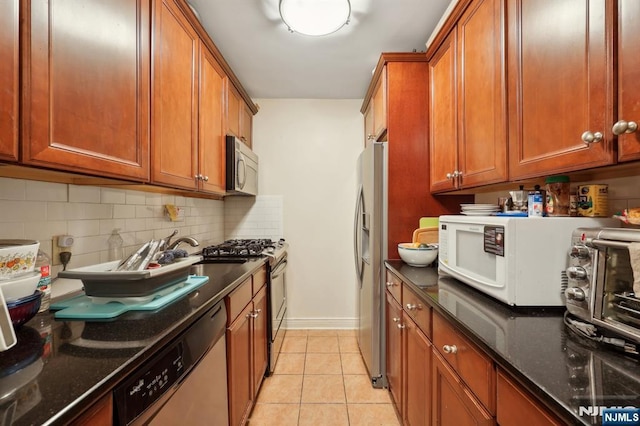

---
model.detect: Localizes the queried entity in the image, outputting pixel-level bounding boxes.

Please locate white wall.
[252,99,364,329]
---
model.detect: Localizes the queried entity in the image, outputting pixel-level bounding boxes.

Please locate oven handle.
[271,259,288,278]
[590,239,632,250]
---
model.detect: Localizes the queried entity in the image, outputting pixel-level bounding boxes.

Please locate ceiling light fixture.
[279,0,351,36]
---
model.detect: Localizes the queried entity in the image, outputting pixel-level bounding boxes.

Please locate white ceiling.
[187,0,454,100]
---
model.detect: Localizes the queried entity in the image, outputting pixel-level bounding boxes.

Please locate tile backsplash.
[224,195,284,241]
[0,177,225,277]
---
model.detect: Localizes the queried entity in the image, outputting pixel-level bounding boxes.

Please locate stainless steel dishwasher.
[114,301,228,425]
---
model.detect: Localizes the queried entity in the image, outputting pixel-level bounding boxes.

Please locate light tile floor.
[249,329,401,426]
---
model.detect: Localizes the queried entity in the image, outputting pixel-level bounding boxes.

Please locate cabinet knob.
[446,173,453,180]
[612,120,638,136]
[581,131,603,145]
[386,281,397,288]
[442,344,458,354]
[452,170,461,178]
[406,303,420,311]
[367,134,375,141]
[195,174,201,180]
[397,323,405,329]
[202,175,209,182]
[392,317,400,323]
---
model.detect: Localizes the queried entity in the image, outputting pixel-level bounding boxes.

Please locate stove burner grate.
[202,239,276,259]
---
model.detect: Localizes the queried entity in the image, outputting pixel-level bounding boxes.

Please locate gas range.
[201,238,287,265]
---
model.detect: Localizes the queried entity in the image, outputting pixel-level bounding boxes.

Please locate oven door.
[591,239,640,343]
[268,255,287,374]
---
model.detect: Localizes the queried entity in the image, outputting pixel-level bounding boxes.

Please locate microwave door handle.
[591,239,632,250]
[237,154,246,189]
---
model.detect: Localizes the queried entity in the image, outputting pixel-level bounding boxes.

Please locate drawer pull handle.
[443,344,458,354]
[397,323,405,329]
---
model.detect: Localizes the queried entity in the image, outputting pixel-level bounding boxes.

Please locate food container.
[577,184,609,217]
[0,240,40,280]
[398,243,438,267]
[545,175,570,216]
[528,190,544,217]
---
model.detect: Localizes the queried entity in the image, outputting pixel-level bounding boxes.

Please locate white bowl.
[0,271,41,302]
[0,240,40,279]
[398,243,438,267]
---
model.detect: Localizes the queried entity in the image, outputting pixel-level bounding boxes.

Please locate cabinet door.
[432,350,494,426]
[616,0,640,162]
[507,0,615,179]
[496,370,564,426]
[363,103,375,146]
[0,0,18,162]
[373,67,387,141]
[22,0,150,180]
[199,46,226,195]
[152,0,198,189]
[240,103,253,148]
[252,286,268,396]
[227,84,241,139]
[404,315,431,426]
[429,31,459,192]
[386,291,403,413]
[227,303,253,426]
[457,0,507,188]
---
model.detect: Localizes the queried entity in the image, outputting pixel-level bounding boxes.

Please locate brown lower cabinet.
[386,266,565,425]
[226,267,268,426]
[432,349,493,426]
[69,394,113,426]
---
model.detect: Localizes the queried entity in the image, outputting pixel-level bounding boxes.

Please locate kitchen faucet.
[166,236,200,250]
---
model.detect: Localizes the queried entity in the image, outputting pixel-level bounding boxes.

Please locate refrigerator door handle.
[353,184,364,284]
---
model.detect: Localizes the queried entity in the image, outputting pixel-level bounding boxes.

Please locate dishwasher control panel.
[114,342,187,424]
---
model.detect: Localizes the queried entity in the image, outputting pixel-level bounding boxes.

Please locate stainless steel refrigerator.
[354,142,387,388]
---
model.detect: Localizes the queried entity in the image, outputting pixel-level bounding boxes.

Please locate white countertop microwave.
[437,215,619,306]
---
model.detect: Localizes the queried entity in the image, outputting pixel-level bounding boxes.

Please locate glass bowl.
[6,291,42,329]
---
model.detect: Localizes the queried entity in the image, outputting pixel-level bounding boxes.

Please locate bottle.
[545,175,570,216]
[108,229,124,261]
[36,249,51,312]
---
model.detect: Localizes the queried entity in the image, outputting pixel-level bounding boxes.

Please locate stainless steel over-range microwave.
[226,135,258,196]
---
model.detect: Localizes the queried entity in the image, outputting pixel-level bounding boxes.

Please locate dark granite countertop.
[386,260,640,426]
[0,258,266,426]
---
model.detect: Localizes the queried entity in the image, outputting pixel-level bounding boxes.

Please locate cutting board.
[50,276,208,319]
[419,217,439,228]
[412,227,439,244]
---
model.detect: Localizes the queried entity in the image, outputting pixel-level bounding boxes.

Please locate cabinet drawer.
[497,370,563,426]
[226,277,252,323]
[252,264,267,295]
[385,270,402,303]
[402,283,431,338]
[432,311,495,414]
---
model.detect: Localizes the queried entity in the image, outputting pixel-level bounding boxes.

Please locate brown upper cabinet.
[0,0,18,162]
[616,0,640,162]
[363,67,387,145]
[151,0,226,195]
[506,0,615,179]
[21,0,151,181]
[227,84,254,148]
[429,0,507,192]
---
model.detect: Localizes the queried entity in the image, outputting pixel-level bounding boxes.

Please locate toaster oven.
[565,228,640,345]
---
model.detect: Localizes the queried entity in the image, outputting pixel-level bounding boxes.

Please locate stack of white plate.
[460,204,500,216]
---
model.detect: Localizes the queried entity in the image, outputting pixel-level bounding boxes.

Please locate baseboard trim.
[284,317,358,330]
